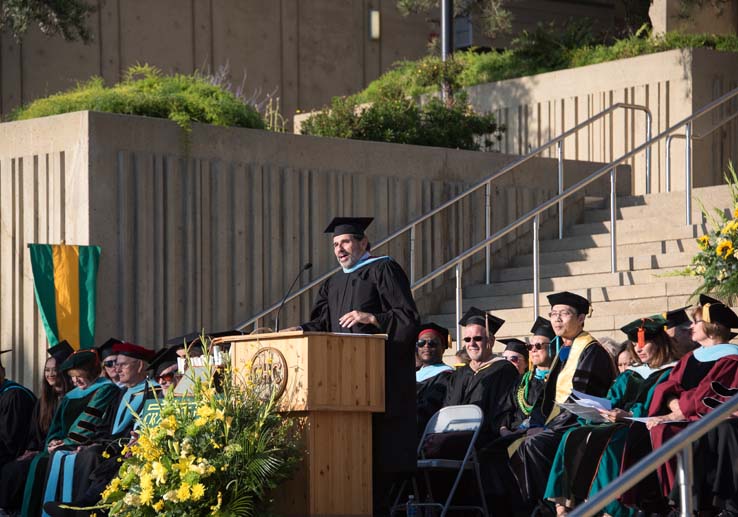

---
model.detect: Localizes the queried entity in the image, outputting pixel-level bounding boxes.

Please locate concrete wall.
[0,111,623,389]
[649,0,738,35]
[464,48,738,195]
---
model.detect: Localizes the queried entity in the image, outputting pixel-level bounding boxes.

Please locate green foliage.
[356,29,738,104]
[10,64,265,132]
[397,0,513,38]
[301,85,502,151]
[0,0,95,41]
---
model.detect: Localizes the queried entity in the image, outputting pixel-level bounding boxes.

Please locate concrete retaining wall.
[0,111,624,388]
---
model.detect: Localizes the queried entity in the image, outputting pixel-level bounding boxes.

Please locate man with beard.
[510,291,616,514]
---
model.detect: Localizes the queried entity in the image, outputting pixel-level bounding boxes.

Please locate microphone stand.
[275,262,313,331]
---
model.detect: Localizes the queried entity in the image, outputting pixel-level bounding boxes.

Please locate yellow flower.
[733,206,738,219]
[194,417,208,427]
[717,239,734,258]
[153,500,164,512]
[140,486,154,505]
[191,483,205,501]
[698,234,710,250]
[151,461,167,485]
[101,451,110,459]
[196,405,215,419]
[176,482,191,502]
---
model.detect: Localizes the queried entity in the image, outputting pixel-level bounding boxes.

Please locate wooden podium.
[214,331,386,516]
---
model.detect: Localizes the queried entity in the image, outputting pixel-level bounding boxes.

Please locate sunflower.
[716,239,734,258]
[698,235,710,250]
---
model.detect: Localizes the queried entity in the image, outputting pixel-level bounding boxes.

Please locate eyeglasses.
[462,336,487,343]
[158,373,175,383]
[103,360,116,368]
[526,343,547,351]
[416,339,442,348]
[504,355,521,363]
[549,310,576,319]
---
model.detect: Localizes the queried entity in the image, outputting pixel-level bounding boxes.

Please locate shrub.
[10,64,265,132]
[301,85,502,151]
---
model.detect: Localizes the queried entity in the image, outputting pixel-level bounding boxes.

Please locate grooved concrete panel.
[1,111,618,390]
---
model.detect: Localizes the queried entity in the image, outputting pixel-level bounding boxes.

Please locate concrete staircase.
[430,184,734,348]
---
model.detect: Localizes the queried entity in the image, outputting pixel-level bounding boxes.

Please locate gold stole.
[554,330,598,404]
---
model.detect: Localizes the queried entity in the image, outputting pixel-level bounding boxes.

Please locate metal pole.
[557,141,564,239]
[533,214,540,319]
[485,182,491,284]
[645,111,652,194]
[409,224,416,284]
[665,134,674,193]
[441,0,453,62]
[610,168,617,274]
[455,263,463,351]
[686,122,693,226]
[676,448,694,517]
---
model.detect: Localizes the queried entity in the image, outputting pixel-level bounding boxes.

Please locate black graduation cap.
[458,307,505,335]
[97,338,123,361]
[699,294,724,306]
[148,347,180,377]
[59,349,99,372]
[663,307,690,329]
[547,291,591,315]
[702,301,738,329]
[324,217,374,236]
[530,317,555,340]
[499,338,529,360]
[417,322,451,349]
[621,315,668,346]
[0,349,11,369]
[48,341,74,364]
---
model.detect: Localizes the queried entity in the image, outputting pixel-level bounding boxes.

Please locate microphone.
[275,262,313,331]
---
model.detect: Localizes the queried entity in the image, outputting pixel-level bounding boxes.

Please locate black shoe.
[42,501,91,517]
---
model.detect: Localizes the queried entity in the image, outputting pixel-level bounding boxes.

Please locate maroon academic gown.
[647,351,738,496]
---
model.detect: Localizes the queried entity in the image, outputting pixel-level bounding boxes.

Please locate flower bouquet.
[682,162,738,304]
[100,337,300,516]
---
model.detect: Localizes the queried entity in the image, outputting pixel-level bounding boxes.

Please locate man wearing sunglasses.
[509,291,616,514]
[415,323,454,437]
[444,307,520,448]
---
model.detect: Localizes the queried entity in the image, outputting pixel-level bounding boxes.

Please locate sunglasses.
[526,343,547,351]
[505,355,521,363]
[463,336,487,343]
[103,360,116,368]
[416,339,442,348]
[158,373,175,383]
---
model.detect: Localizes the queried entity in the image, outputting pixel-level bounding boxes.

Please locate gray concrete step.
[539,224,706,252]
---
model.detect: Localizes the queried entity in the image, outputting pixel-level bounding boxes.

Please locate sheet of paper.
[571,389,612,410]
[556,402,609,423]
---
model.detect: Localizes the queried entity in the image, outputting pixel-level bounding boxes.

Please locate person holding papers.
[544,314,679,517]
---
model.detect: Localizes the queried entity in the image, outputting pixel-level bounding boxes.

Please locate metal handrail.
[665,109,738,193]
[570,392,738,517]
[234,102,652,331]
[412,86,738,344]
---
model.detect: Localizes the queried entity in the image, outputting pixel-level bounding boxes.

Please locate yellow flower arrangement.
[99,335,299,517]
[683,162,738,303]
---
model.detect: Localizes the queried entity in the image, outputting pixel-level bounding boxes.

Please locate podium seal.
[249,347,288,401]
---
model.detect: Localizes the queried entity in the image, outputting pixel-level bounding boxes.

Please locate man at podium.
[299,216,420,513]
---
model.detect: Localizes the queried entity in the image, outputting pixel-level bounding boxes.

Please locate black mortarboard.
[324,217,374,236]
[148,347,179,377]
[530,317,555,340]
[663,307,690,329]
[97,338,123,361]
[702,301,738,329]
[699,294,724,306]
[60,349,99,372]
[0,349,11,368]
[48,341,74,364]
[418,322,451,349]
[500,338,529,359]
[621,315,668,346]
[458,307,505,334]
[547,291,591,315]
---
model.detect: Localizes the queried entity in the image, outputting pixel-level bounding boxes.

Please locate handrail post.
[686,122,693,226]
[665,134,673,193]
[409,224,416,284]
[455,264,463,351]
[676,448,694,517]
[557,141,564,239]
[533,214,540,319]
[610,168,617,273]
[485,182,492,284]
[645,111,652,194]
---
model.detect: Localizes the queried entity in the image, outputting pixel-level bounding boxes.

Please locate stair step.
[511,238,699,267]
[464,266,690,297]
[582,206,713,224]
[492,250,691,282]
[615,184,733,210]
[567,217,705,237]
[539,224,706,252]
[439,278,701,313]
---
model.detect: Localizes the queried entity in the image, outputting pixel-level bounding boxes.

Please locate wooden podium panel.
[216,332,386,516]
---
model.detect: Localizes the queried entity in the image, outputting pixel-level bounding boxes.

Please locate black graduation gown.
[443,359,520,448]
[693,419,738,514]
[510,370,547,430]
[416,369,453,438]
[301,257,420,475]
[511,336,617,507]
[0,380,36,468]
